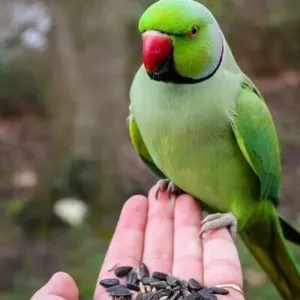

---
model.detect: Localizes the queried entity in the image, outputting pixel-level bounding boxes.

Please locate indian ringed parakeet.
[128,0,300,298]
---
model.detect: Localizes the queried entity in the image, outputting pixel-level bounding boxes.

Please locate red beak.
[142,31,173,73]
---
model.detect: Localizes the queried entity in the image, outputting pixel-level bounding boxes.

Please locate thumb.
[31,272,79,300]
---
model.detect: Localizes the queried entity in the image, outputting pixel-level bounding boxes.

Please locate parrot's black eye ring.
[187,25,199,39]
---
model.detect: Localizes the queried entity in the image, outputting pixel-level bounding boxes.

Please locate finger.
[31,272,78,300]
[172,195,203,282]
[142,184,175,274]
[33,296,65,300]
[94,195,148,300]
[203,229,244,300]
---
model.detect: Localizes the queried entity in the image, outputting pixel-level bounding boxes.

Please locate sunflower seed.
[106,284,122,293]
[188,278,202,291]
[109,285,132,297]
[150,281,168,290]
[99,278,120,288]
[172,285,181,292]
[152,289,170,300]
[169,289,181,300]
[184,293,205,300]
[126,271,138,285]
[100,262,231,300]
[143,291,154,300]
[138,263,150,279]
[142,277,156,285]
[106,284,127,293]
[115,266,133,278]
[166,275,180,286]
[199,287,213,295]
[208,287,230,295]
[126,283,140,292]
[180,280,188,289]
[182,289,191,297]
[152,272,168,281]
[203,295,217,300]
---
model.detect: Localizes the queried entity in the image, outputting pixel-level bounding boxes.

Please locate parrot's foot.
[199,213,238,240]
[155,179,182,200]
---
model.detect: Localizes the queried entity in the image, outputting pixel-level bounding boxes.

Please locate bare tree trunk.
[28,0,137,231]
[24,0,77,232]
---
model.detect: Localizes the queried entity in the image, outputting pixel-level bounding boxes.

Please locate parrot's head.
[139,0,224,83]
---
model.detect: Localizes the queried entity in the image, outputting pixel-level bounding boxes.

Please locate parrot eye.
[187,25,199,39]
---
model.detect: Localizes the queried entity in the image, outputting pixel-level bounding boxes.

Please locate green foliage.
[61,223,106,299]
[54,158,98,201]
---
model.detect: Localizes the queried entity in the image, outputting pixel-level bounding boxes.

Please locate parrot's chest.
[140,108,242,210]
[130,68,256,210]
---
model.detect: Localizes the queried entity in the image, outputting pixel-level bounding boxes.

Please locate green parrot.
[128,0,300,298]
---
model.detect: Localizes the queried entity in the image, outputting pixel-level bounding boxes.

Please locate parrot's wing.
[128,113,166,179]
[230,79,281,203]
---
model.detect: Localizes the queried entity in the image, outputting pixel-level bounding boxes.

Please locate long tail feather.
[240,210,300,299]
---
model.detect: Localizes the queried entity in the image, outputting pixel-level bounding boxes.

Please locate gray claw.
[155,179,181,200]
[155,179,169,200]
[167,181,181,195]
[199,213,237,240]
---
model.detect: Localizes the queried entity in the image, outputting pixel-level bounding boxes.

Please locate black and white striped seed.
[199,287,213,295]
[126,271,138,285]
[141,277,156,285]
[166,275,180,286]
[138,263,150,279]
[150,281,168,290]
[184,293,205,300]
[108,285,132,297]
[188,278,202,291]
[99,262,230,300]
[152,271,168,281]
[126,283,140,292]
[106,284,127,293]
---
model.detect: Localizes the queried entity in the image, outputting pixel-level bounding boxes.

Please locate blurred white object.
[11,1,51,50]
[54,198,88,226]
[13,170,37,188]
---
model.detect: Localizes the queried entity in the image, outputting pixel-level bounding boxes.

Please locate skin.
[31,185,244,300]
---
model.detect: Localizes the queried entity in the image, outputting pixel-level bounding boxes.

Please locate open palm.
[31,184,244,300]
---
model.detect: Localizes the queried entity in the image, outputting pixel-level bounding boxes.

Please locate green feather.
[128,113,166,179]
[231,80,281,203]
[241,207,300,300]
[139,0,214,35]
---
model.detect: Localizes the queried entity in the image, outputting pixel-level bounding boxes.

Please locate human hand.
[31,184,244,300]
[30,272,79,300]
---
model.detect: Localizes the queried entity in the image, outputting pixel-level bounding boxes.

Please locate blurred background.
[0,0,299,299]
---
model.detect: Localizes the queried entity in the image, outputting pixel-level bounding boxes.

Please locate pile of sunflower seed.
[99,263,229,300]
